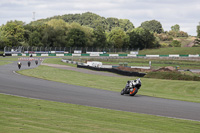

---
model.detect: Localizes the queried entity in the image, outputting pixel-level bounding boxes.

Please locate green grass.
[180,71,200,77]
[1,94,200,133]
[17,65,200,103]
[0,61,12,65]
[139,47,200,55]
[0,57,18,65]
[0,57,18,61]
[145,71,200,81]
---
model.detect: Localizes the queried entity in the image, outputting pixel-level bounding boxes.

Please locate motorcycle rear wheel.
[129,87,138,96]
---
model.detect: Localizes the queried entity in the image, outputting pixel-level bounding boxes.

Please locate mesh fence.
[4,46,139,54]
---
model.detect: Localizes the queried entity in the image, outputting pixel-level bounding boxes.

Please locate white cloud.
[0,0,199,35]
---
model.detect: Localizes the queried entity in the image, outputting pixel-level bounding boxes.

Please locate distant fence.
[2,46,200,57]
[7,53,200,58]
[3,46,139,54]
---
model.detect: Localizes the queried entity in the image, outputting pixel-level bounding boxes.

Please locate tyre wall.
[77,65,146,77]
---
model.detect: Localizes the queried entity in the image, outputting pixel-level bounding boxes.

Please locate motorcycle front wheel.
[121,89,124,95]
[129,87,138,96]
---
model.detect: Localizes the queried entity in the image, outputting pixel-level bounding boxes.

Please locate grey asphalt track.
[0,59,200,121]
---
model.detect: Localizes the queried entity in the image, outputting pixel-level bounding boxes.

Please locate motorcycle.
[28,61,31,67]
[35,60,38,65]
[121,78,141,96]
[17,62,22,69]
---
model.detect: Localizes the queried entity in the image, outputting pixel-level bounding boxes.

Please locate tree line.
[0,12,190,51]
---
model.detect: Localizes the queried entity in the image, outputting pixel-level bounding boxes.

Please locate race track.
[0,60,200,121]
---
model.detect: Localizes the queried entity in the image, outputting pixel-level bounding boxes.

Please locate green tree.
[47,19,68,29]
[194,23,200,46]
[140,20,163,33]
[107,28,127,48]
[24,23,47,47]
[197,23,200,38]
[171,24,180,32]
[69,22,94,47]
[29,31,42,47]
[93,26,107,48]
[129,28,158,49]
[46,19,69,47]
[41,25,55,47]
[0,26,7,48]
[1,20,25,47]
[66,28,87,47]
[119,19,134,32]
[169,24,188,37]
[51,12,134,32]
[169,24,179,37]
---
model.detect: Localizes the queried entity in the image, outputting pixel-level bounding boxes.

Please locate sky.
[0,0,200,36]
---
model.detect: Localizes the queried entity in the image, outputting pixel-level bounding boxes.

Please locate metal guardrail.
[7,53,200,57]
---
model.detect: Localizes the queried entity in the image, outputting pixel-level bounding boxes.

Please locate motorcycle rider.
[35,60,38,65]
[28,61,31,67]
[18,62,21,69]
[124,80,131,93]
[122,78,141,95]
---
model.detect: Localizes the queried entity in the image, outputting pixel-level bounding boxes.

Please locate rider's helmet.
[137,78,141,82]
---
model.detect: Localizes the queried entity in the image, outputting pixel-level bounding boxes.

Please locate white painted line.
[12,71,21,76]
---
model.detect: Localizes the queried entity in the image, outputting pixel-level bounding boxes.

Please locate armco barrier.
[81,54,90,56]
[159,55,169,57]
[119,54,128,56]
[64,53,72,56]
[100,54,109,56]
[77,65,146,77]
[180,55,189,57]
[49,53,56,56]
[11,53,200,57]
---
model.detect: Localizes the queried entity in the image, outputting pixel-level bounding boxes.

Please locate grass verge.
[139,47,200,55]
[1,94,200,133]
[145,71,200,81]
[17,65,200,103]
[0,57,18,61]
[0,61,12,65]
[0,57,18,65]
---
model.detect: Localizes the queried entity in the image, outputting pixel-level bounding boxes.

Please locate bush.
[155,33,173,41]
[160,43,169,48]
[177,31,189,37]
[169,40,181,47]
[145,71,200,81]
